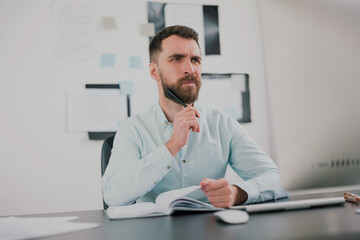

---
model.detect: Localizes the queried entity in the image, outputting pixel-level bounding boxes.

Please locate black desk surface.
[22,190,360,240]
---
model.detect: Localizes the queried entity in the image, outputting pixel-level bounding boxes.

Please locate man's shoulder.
[197,105,242,134]
[197,105,233,121]
[119,104,158,128]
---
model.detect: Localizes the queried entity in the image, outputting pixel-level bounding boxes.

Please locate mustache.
[178,74,201,85]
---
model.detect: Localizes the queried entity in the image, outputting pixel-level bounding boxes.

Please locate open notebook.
[105,186,221,219]
[105,185,345,220]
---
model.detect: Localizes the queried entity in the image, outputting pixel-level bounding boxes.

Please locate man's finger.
[196,120,200,132]
[201,178,228,192]
[208,195,231,204]
[189,120,200,132]
[199,178,211,187]
[192,108,200,118]
[182,110,197,117]
[179,116,199,132]
[187,106,200,118]
[204,187,232,197]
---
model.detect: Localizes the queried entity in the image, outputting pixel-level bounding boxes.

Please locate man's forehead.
[160,35,201,56]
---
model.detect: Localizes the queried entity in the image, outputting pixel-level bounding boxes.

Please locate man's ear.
[149,62,160,81]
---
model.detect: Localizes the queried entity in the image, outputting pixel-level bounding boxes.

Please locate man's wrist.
[232,185,248,205]
[165,140,181,157]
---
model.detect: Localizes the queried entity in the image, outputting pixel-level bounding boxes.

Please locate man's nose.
[184,60,195,75]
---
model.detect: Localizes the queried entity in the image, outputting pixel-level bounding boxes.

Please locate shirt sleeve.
[102,121,175,206]
[225,116,289,204]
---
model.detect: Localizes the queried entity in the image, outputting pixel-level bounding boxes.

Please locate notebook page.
[155,186,201,208]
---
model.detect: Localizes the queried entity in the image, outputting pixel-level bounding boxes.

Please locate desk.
[19,191,360,240]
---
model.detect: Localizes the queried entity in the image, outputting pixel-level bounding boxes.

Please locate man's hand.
[200,178,248,208]
[165,106,200,156]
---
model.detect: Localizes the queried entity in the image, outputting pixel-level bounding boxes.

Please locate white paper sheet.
[231,74,246,92]
[52,2,97,60]
[139,23,155,37]
[198,76,243,120]
[164,4,205,53]
[156,186,201,208]
[67,89,128,132]
[0,216,99,240]
[102,16,117,30]
[106,202,171,219]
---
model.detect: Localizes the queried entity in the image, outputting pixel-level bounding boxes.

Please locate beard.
[160,72,202,105]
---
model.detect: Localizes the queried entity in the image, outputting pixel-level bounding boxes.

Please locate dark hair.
[149,25,199,63]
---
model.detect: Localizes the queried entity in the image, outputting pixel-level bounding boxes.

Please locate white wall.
[0,0,269,215]
[258,0,360,171]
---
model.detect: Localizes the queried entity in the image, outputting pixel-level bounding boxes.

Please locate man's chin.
[182,95,199,105]
[182,82,197,87]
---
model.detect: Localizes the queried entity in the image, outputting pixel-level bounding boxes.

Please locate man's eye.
[171,57,180,61]
[192,58,200,63]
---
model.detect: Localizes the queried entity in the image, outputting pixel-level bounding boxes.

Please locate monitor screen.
[275,76,360,191]
[260,0,360,193]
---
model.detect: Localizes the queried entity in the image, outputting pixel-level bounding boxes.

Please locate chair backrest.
[101,135,115,209]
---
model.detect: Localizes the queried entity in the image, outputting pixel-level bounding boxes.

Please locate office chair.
[101,135,115,210]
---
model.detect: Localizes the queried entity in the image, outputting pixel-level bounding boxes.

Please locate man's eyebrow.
[167,53,186,59]
[192,55,202,60]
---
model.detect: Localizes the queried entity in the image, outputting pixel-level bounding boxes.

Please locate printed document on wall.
[164,4,205,54]
[67,89,127,132]
[52,2,97,60]
[148,2,221,55]
[198,77,242,120]
[197,74,251,122]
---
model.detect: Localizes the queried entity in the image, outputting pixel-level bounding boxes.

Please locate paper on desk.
[0,216,99,240]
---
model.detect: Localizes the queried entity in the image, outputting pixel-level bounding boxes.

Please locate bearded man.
[102,25,287,208]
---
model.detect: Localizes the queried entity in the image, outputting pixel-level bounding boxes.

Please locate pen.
[344,192,360,203]
[166,88,199,118]
[166,88,187,107]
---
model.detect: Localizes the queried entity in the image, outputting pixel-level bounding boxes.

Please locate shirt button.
[167,166,171,170]
[182,159,186,164]
[154,181,157,185]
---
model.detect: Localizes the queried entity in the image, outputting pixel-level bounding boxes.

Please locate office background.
[0,0,359,216]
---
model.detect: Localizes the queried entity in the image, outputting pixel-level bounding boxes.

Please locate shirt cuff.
[152,144,176,175]
[233,181,259,205]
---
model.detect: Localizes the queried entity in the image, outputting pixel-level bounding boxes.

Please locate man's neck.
[159,97,192,123]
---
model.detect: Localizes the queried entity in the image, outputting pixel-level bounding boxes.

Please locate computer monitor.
[275,78,360,192]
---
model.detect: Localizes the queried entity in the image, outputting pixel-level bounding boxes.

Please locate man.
[102,25,287,208]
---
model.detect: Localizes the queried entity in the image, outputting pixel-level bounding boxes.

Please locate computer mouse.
[214,210,249,224]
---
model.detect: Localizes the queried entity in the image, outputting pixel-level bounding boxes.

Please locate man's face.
[154,35,202,105]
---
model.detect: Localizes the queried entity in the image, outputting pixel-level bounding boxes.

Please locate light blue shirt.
[102,103,288,206]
